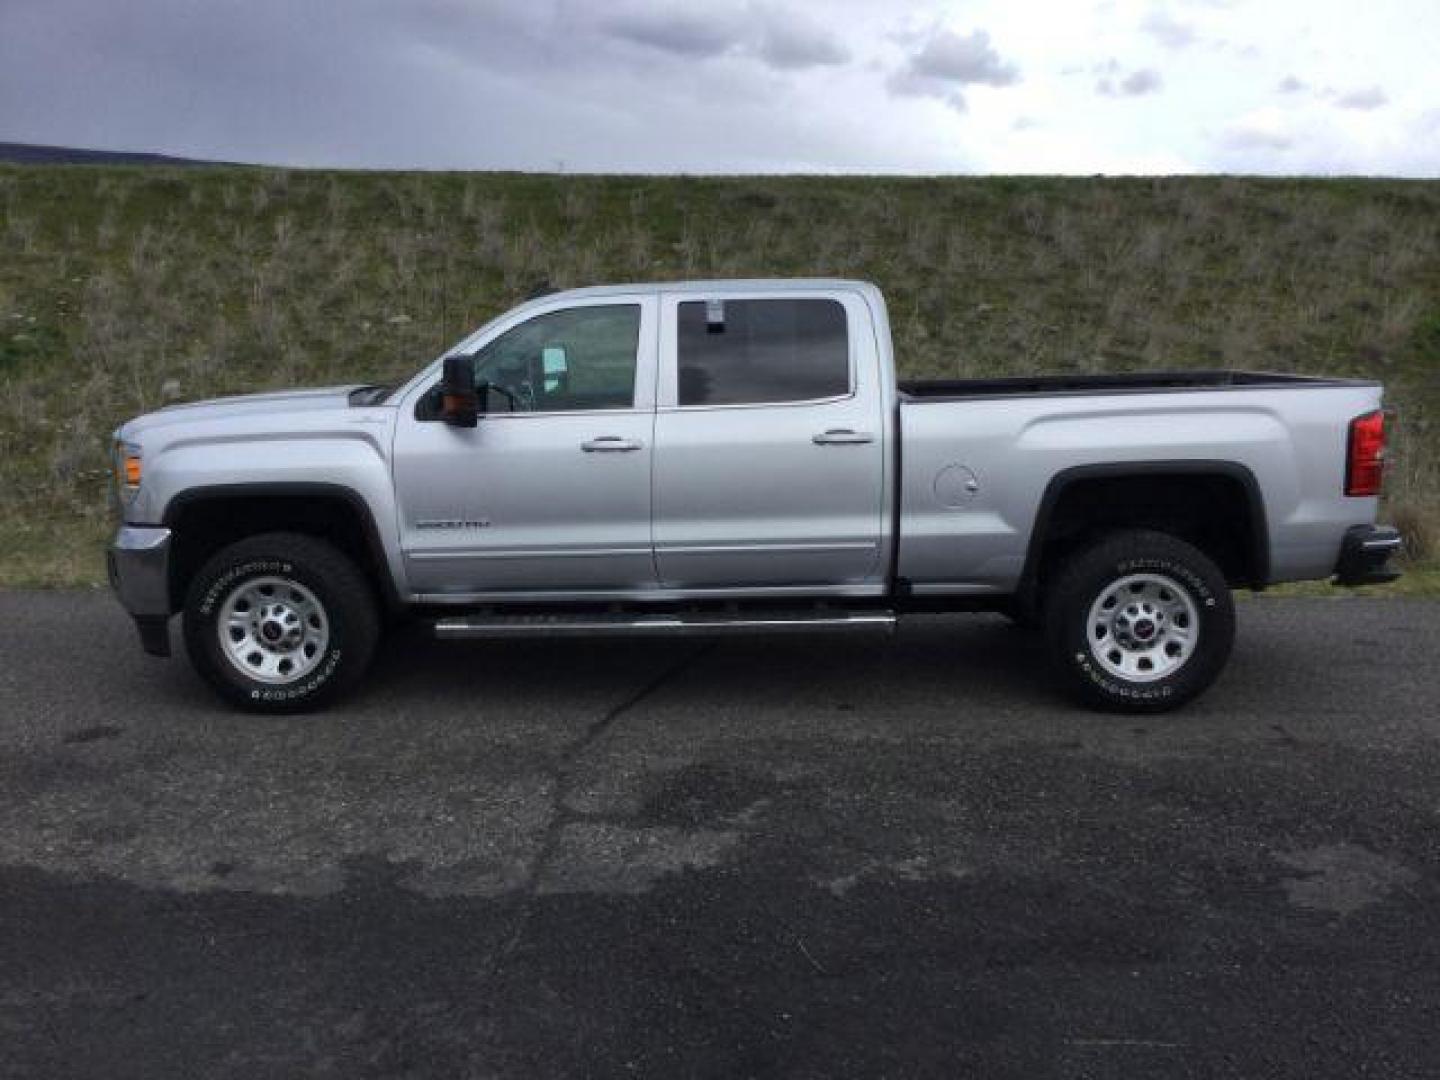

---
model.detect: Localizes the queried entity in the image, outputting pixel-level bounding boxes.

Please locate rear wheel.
[183,532,379,713]
[1043,529,1234,713]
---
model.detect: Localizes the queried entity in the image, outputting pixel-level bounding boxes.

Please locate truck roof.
[530,278,878,302]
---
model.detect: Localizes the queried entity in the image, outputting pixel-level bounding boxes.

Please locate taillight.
[1345,410,1386,497]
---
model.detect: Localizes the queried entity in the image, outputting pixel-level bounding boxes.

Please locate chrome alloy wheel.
[1085,572,1199,683]
[217,576,330,685]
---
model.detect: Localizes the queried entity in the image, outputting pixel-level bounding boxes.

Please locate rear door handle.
[813,429,875,445]
[581,436,644,452]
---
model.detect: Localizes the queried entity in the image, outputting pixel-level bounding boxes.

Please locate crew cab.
[109,279,1401,713]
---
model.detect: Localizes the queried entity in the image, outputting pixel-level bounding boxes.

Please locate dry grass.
[1386,501,1437,563]
[1,168,1438,588]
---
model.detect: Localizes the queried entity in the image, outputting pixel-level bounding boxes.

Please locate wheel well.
[165,489,393,611]
[1025,468,1268,603]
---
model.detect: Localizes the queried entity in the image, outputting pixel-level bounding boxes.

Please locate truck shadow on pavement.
[147,605,1358,728]
[358,614,1058,717]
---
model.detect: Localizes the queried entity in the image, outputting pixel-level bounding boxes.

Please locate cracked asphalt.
[1,591,1438,1078]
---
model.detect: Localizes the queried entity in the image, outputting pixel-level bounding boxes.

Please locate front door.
[392,296,659,596]
[651,291,888,590]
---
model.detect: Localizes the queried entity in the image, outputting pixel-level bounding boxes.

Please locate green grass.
[1,166,1437,592]
[1258,567,1440,599]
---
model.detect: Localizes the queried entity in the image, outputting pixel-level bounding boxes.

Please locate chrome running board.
[433,609,897,640]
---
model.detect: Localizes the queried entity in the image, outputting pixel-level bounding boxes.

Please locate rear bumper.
[1333,524,1403,587]
[108,525,173,656]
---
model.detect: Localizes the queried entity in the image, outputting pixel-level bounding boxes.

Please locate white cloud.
[601,8,739,58]
[1220,107,1294,151]
[1141,9,1198,48]
[888,27,1020,111]
[1334,86,1388,110]
[756,8,851,69]
[599,4,849,70]
[1096,64,1164,97]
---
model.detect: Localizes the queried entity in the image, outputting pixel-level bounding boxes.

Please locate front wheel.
[1043,530,1234,713]
[183,532,380,713]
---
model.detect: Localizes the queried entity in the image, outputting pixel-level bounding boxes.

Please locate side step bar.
[433,609,897,640]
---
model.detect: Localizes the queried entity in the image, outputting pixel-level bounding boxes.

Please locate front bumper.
[108,525,173,656]
[1333,524,1403,587]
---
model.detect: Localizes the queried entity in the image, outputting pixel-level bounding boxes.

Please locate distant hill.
[0,141,224,166]
[0,164,1435,587]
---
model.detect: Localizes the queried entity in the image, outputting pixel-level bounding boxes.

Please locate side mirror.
[439,354,479,428]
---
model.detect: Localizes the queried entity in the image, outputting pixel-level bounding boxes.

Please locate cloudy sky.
[1,0,1436,175]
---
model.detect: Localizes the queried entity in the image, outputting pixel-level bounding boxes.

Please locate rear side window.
[676,298,849,407]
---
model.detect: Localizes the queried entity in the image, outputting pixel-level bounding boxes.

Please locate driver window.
[473,304,640,412]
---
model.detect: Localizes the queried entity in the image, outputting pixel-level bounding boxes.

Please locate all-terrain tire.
[1043,529,1234,713]
[183,532,380,714]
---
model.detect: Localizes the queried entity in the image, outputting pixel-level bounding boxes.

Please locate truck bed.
[898,369,1374,401]
[893,368,1384,595]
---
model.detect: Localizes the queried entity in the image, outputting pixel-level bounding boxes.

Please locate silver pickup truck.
[109,279,1400,714]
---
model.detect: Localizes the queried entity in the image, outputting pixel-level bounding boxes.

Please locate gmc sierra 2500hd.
[109,279,1400,713]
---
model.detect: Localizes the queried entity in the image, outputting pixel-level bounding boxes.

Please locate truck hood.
[119,384,368,438]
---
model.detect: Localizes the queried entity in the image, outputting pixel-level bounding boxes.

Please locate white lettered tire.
[1044,529,1235,713]
[183,532,380,713]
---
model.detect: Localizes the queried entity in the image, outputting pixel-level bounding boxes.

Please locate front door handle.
[581,436,644,452]
[813,429,875,445]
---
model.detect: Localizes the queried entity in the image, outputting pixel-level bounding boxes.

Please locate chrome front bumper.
[108,525,173,656]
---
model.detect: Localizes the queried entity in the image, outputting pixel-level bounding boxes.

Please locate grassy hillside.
[1,166,1437,589]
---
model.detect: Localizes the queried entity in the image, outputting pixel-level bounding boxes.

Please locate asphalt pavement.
[1,590,1438,1078]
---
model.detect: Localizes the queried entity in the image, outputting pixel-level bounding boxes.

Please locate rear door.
[651,290,887,590]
